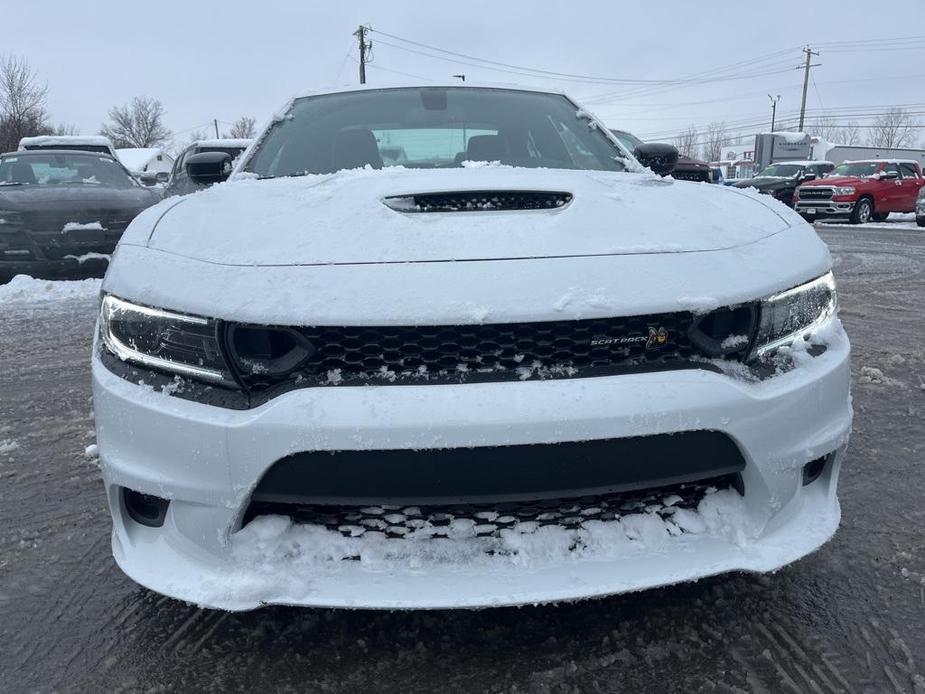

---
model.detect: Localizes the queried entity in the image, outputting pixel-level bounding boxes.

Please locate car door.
[899,163,924,211]
[880,163,904,212]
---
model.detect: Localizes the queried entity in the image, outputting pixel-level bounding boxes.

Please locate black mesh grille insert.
[229,311,746,393]
[383,190,572,212]
[243,474,741,540]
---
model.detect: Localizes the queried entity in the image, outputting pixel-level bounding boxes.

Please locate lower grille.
[244,474,741,540]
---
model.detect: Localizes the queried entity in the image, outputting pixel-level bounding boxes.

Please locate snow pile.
[62,221,103,233]
[230,488,756,574]
[116,147,165,172]
[0,439,19,454]
[0,275,101,304]
[63,252,110,264]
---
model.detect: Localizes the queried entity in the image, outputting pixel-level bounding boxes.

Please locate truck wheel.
[850,198,873,224]
[918,216,925,228]
[872,212,889,222]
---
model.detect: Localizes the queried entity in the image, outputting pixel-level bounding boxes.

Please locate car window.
[883,163,900,176]
[758,164,802,177]
[244,87,626,177]
[899,163,920,179]
[832,162,879,177]
[0,152,136,188]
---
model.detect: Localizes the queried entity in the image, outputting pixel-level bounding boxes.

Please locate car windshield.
[244,87,627,177]
[758,164,802,178]
[832,162,879,177]
[0,152,135,188]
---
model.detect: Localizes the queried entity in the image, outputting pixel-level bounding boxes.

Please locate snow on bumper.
[92,323,851,610]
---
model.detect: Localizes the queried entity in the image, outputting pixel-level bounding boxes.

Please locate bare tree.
[839,121,861,146]
[225,115,256,140]
[0,55,51,153]
[100,96,171,148]
[700,121,728,163]
[52,123,79,136]
[675,125,698,158]
[868,108,920,148]
[810,114,841,142]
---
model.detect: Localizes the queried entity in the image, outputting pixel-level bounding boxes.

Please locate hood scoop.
[383,190,573,213]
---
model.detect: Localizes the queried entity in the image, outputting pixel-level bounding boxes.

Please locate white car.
[92,85,851,610]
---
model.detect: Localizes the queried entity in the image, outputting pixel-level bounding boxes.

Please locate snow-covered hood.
[137,167,793,266]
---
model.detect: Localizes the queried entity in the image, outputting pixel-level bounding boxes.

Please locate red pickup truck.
[794,159,925,224]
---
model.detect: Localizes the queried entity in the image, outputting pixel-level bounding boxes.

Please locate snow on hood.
[142,167,791,266]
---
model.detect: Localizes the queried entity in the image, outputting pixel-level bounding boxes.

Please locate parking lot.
[0,220,923,693]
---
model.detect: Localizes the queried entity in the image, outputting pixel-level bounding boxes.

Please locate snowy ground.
[1,223,924,692]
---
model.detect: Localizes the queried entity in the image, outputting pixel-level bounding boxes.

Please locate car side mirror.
[633,142,679,177]
[800,172,817,182]
[156,171,169,183]
[879,170,898,180]
[138,174,157,186]
[186,152,233,185]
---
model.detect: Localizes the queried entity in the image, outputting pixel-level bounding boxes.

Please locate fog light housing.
[802,456,828,486]
[123,488,170,527]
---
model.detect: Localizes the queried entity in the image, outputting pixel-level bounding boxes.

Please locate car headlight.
[833,186,855,196]
[99,295,235,385]
[0,210,24,226]
[750,272,837,359]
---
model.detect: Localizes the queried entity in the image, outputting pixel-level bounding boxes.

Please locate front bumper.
[93,324,851,610]
[795,200,856,219]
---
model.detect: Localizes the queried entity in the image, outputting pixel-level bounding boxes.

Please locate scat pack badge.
[590,327,669,350]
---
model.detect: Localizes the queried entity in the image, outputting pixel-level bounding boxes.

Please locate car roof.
[18,135,114,148]
[1,148,117,159]
[842,158,920,165]
[766,160,833,166]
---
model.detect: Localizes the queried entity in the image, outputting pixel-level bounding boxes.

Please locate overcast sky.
[5,1,924,149]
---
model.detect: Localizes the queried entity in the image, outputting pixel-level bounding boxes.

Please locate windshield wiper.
[0,181,24,186]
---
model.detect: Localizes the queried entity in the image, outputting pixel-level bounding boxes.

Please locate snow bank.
[0,275,101,304]
[230,488,756,576]
[62,222,103,233]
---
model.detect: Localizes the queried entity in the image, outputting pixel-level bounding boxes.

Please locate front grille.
[22,210,133,233]
[230,311,742,391]
[243,474,741,541]
[383,190,572,212]
[798,187,833,201]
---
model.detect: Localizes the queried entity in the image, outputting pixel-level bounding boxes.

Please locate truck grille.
[798,187,833,201]
[22,210,134,233]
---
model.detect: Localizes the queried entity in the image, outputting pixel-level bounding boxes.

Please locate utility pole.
[354,25,371,84]
[214,119,219,139]
[797,47,820,132]
[768,94,781,131]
